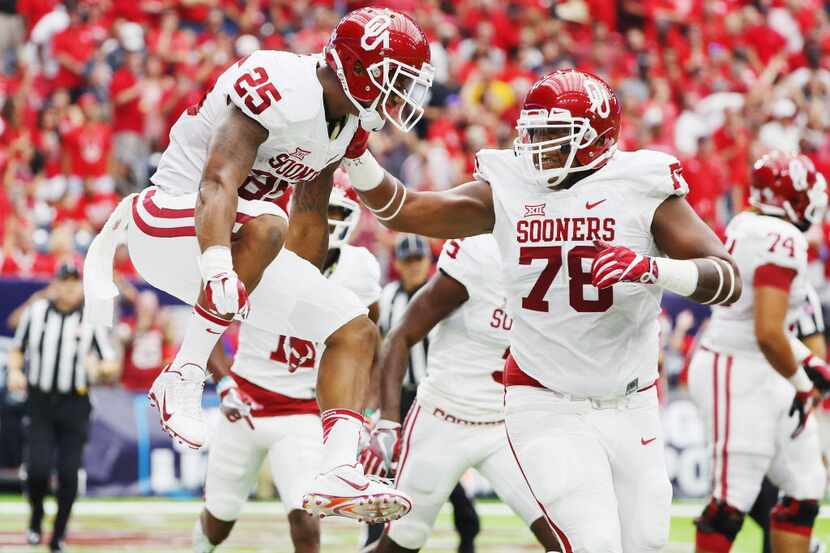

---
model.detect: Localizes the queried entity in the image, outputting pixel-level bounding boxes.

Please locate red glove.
[358,419,401,477]
[344,127,369,159]
[218,378,262,429]
[803,354,830,394]
[591,240,657,289]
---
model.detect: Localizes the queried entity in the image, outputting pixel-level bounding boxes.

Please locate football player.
[83,7,433,522]
[344,69,743,552]
[688,152,830,553]
[192,173,384,553]
[359,233,560,552]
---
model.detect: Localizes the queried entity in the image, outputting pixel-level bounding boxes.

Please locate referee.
[5,262,116,553]
[366,235,480,553]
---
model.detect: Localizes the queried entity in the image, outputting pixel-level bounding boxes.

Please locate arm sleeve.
[12,305,32,353]
[753,263,797,291]
[436,238,478,296]
[225,51,290,137]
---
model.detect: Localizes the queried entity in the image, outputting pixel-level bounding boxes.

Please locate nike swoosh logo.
[162,394,174,423]
[641,437,656,446]
[336,475,369,491]
[586,199,606,210]
[206,328,223,335]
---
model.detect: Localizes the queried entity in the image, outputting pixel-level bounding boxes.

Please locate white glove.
[358,419,401,477]
[217,377,262,429]
[199,246,249,318]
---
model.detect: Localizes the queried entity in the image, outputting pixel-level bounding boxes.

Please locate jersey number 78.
[520,246,612,313]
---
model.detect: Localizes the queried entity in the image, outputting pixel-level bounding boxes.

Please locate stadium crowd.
[0,0,829,381]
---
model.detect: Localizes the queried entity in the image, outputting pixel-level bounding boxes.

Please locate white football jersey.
[416,234,511,421]
[702,212,808,357]
[231,245,381,398]
[152,51,359,201]
[476,148,688,398]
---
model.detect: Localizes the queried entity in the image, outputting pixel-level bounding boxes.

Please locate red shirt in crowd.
[110,68,144,134]
[120,318,172,392]
[63,122,112,179]
[0,251,56,277]
[51,23,97,91]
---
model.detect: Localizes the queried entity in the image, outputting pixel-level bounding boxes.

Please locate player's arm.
[593,196,742,306]
[378,271,469,422]
[195,106,268,252]
[359,271,469,476]
[285,163,336,270]
[341,134,494,239]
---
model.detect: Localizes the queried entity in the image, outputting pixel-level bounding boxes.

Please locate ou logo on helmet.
[361,14,392,51]
[584,79,611,118]
[789,158,808,191]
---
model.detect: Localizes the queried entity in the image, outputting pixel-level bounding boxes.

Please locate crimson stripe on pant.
[712,352,720,496]
[721,355,733,502]
[394,405,421,488]
[504,420,573,553]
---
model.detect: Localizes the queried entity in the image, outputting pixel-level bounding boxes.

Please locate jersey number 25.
[234,67,282,115]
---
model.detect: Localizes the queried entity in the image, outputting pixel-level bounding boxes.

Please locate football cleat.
[147,363,206,449]
[302,463,412,524]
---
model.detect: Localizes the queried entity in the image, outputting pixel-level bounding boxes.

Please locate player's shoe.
[147,363,206,449]
[302,463,412,523]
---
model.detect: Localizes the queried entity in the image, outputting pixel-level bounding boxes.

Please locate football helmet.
[326,7,435,132]
[513,69,621,187]
[329,169,361,247]
[750,151,827,229]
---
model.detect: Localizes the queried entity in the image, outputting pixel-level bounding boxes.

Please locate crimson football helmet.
[750,151,827,229]
[513,69,621,187]
[329,169,361,247]
[326,7,434,132]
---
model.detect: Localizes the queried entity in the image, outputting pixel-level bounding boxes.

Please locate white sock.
[172,304,230,373]
[320,409,365,473]
[192,519,216,553]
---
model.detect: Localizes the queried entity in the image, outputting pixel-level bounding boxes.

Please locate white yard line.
[1,499,829,519]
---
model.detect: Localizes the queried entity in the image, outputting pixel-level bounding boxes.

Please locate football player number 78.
[521,246,613,313]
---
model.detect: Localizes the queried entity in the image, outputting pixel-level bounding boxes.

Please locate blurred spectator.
[117,290,175,393]
[110,47,148,192]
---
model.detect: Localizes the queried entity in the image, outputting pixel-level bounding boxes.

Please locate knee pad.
[770,496,819,537]
[387,517,432,550]
[694,499,745,553]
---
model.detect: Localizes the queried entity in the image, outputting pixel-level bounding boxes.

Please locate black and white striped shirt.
[379,281,433,388]
[12,299,114,394]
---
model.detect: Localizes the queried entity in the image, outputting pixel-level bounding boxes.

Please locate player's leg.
[194,416,266,552]
[266,414,323,553]
[475,425,561,552]
[688,350,777,553]
[601,386,673,553]
[448,484,479,553]
[504,385,622,553]
[130,188,288,448]
[767,407,825,553]
[376,405,468,552]
[748,478,779,553]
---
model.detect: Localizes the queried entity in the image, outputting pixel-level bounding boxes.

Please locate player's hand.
[789,387,820,439]
[6,369,27,394]
[802,355,830,395]
[219,382,262,430]
[203,270,250,319]
[344,127,369,159]
[358,419,401,477]
[591,240,657,289]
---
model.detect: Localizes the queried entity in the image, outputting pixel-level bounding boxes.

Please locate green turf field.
[1,497,828,552]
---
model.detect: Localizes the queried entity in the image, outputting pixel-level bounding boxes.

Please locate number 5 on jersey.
[234,67,282,115]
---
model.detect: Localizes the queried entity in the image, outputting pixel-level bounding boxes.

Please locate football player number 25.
[520,246,612,313]
[234,67,281,114]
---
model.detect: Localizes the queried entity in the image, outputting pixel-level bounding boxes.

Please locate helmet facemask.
[328,47,434,132]
[327,194,361,248]
[513,108,615,188]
